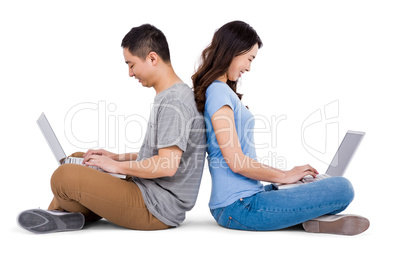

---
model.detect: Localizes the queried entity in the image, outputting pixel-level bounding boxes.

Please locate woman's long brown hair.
[192,21,263,113]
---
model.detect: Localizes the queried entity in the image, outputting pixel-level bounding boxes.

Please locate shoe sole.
[302,215,370,236]
[18,209,85,234]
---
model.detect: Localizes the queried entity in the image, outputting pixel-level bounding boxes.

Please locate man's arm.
[115,152,139,161]
[117,146,182,178]
[84,146,183,179]
[83,149,138,162]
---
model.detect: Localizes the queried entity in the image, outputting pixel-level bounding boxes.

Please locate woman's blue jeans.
[210,177,355,231]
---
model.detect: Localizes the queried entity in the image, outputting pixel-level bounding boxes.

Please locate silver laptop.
[276,130,365,189]
[37,113,126,179]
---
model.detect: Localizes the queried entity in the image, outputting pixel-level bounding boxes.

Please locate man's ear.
[148,52,159,66]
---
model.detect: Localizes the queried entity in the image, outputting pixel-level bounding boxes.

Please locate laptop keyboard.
[65,157,101,171]
[66,157,83,165]
[301,173,331,183]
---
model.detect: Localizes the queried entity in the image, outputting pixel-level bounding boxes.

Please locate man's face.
[123,48,154,88]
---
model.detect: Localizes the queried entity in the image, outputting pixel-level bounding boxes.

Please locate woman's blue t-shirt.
[205,81,264,209]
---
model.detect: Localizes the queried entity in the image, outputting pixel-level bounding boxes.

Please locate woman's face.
[226,43,259,81]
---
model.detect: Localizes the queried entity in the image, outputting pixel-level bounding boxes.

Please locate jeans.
[210,177,354,231]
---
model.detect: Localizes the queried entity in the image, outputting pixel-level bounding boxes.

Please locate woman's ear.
[148,52,159,66]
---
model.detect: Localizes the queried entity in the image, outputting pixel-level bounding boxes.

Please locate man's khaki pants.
[48,152,169,230]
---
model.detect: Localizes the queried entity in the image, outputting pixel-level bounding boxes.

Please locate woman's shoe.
[302,214,370,235]
[18,209,85,234]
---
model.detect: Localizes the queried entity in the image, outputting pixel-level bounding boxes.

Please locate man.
[18,24,206,233]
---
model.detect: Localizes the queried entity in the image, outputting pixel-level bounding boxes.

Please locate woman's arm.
[211,105,318,184]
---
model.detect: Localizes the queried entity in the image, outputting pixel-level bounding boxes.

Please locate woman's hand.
[282,165,319,184]
[83,153,120,174]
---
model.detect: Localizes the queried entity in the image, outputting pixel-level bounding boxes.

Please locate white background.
[1,0,401,267]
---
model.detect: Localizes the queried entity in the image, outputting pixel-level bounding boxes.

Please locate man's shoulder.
[160,83,192,101]
[157,83,198,113]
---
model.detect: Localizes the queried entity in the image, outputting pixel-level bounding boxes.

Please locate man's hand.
[83,153,120,174]
[82,149,118,164]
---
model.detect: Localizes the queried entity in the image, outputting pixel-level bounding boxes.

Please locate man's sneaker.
[18,209,85,234]
[303,214,370,236]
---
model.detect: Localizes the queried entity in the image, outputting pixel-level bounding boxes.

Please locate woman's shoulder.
[205,81,240,115]
[206,81,234,97]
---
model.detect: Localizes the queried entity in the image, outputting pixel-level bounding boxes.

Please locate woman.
[192,21,369,235]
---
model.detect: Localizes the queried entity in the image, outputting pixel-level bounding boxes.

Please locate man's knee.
[50,164,75,193]
[69,151,85,158]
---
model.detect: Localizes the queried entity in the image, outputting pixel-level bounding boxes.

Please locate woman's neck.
[216,74,227,83]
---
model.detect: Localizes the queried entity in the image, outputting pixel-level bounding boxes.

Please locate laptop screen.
[37,113,67,165]
[326,131,365,177]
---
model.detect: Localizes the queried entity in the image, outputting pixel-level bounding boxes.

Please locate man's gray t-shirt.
[132,83,206,227]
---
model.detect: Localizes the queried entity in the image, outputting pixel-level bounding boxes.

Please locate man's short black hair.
[121,24,171,63]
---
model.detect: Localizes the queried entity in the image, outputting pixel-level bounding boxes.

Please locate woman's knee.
[331,176,355,204]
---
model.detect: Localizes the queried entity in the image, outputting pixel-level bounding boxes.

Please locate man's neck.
[153,66,183,95]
